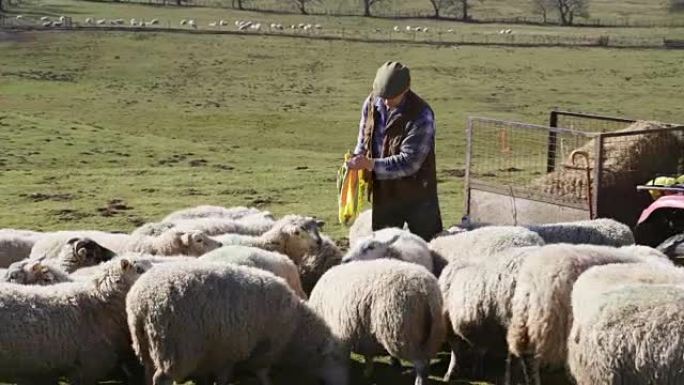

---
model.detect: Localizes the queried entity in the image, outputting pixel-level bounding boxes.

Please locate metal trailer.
[464,110,684,228]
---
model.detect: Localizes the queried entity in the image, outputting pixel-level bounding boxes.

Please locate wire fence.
[465,114,684,226]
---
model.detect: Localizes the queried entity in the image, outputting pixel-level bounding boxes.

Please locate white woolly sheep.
[0,229,43,268]
[309,259,446,385]
[126,229,221,257]
[69,253,191,279]
[2,259,72,285]
[126,262,348,385]
[162,205,268,222]
[429,225,545,265]
[29,231,130,260]
[348,209,372,247]
[132,215,275,237]
[199,245,307,298]
[568,263,684,385]
[0,258,146,384]
[213,214,323,265]
[342,227,433,273]
[526,218,635,247]
[506,244,671,385]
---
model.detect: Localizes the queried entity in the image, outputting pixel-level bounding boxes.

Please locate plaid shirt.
[353,95,436,180]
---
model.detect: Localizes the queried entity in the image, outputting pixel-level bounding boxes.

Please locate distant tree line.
[38,0,683,25]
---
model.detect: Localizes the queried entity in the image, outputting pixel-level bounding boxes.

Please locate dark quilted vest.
[363,91,438,205]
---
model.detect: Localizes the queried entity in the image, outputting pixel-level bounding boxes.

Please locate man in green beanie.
[347,61,443,241]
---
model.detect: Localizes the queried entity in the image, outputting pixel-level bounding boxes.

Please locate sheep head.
[270,215,324,264]
[62,237,116,269]
[3,260,59,285]
[341,233,401,264]
[173,230,222,256]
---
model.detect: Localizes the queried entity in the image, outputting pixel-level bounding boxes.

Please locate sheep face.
[341,234,400,264]
[3,260,57,285]
[175,230,222,256]
[276,216,324,262]
[96,258,148,292]
[62,237,116,268]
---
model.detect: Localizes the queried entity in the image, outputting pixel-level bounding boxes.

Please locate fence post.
[592,133,604,219]
[547,109,559,172]
[464,117,474,217]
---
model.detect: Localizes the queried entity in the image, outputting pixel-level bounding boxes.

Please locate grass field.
[1,0,684,383]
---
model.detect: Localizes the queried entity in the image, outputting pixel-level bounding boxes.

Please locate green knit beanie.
[372,61,411,98]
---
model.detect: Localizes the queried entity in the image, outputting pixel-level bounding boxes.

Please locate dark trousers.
[372,197,443,241]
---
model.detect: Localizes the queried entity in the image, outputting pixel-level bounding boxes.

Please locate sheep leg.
[256,367,274,385]
[471,350,484,379]
[152,370,173,385]
[443,349,458,382]
[413,359,429,385]
[504,353,512,385]
[520,353,541,385]
[363,355,375,378]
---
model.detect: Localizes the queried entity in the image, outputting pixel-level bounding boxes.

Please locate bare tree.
[0,0,5,12]
[232,0,245,10]
[451,0,481,21]
[553,0,588,25]
[362,0,388,17]
[672,0,684,12]
[531,0,552,23]
[427,0,459,18]
[288,0,319,14]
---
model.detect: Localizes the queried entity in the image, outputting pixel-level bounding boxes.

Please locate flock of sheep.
[0,205,679,385]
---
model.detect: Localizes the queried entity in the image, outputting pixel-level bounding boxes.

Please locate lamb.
[0,229,43,268]
[429,225,545,265]
[132,215,275,237]
[199,245,307,298]
[439,245,542,382]
[568,263,684,385]
[40,237,117,273]
[213,214,323,265]
[309,259,446,385]
[298,234,342,295]
[342,227,434,273]
[526,218,635,247]
[348,209,372,247]
[126,262,348,385]
[0,258,146,384]
[506,244,670,385]
[2,259,72,285]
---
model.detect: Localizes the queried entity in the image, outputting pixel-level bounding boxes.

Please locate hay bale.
[532,121,684,224]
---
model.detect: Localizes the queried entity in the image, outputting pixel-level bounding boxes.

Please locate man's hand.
[347,155,374,171]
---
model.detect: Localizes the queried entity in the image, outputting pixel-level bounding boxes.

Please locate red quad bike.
[634,183,684,263]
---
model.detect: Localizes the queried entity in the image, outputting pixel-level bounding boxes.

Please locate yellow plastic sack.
[337,151,370,226]
[645,176,677,199]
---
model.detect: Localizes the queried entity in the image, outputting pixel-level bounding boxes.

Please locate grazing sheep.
[429,226,545,265]
[569,263,684,385]
[439,246,541,382]
[132,215,275,237]
[150,19,159,25]
[1,259,72,285]
[309,259,446,385]
[342,227,434,273]
[199,245,307,298]
[84,17,94,24]
[526,218,635,247]
[40,237,117,273]
[96,19,106,25]
[298,234,342,295]
[188,19,197,29]
[348,209,372,247]
[0,229,43,268]
[0,258,146,384]
[126,262,348,385]
[162,205,268,222]
[506,244,669,385]
[219,20,228,26]
[180,19,187,26]
[126,229,221,257]
[213,215,323,265]
[40,16,50,21]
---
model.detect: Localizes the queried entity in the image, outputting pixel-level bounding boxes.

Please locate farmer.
[347,61,443,241]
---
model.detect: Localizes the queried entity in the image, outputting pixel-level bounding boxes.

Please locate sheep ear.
[119,259,131,270]
[382,234,400,246]
[66,237,80,245]
[31,262,42,272]
[315,219,325,228]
